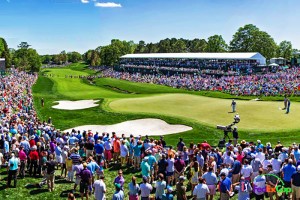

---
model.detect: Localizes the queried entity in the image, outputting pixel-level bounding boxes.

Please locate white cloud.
[81,0,89,3]
[94,2,122,8]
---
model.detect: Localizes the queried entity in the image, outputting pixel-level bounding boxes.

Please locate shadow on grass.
[29,188,49,195]
[55,179,71,184]
[60,189,81,198]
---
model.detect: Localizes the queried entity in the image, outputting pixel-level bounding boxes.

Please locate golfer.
[286,99,291,114]
[231,100,236,113]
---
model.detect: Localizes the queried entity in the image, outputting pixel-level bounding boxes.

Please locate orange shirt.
[114,140,121,153]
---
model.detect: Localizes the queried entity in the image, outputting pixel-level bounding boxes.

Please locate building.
[117,52,266,75]
[0,58,5,74]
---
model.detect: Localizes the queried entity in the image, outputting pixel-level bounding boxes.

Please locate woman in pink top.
[18,146,27,178]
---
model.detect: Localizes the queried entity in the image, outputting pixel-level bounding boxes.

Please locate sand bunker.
[64,118,192,137]
[52,100,99,110]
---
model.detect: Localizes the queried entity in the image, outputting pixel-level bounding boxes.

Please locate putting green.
[109,94,300,132]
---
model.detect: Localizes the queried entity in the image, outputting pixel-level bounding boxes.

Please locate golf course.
[33,63,300,146]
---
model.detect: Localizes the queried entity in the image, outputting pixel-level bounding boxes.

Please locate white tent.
[269,63,279,66]
[121,52,266,65]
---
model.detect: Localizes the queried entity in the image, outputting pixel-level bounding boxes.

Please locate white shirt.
[223,156,234,166]
[241,165,253,178]
[262,159,271,170]
[193,183,210,198]
[93,180,106,200]
[255,152,265,163]
[271,158,282,173]
[140,183,152,197]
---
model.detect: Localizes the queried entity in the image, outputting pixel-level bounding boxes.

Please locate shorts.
[75,176,81,185]
[79,181,89,193]
[134,156,141,165]
[292,184,300,198]
[56,155,62,163]
[104,150,112,161]
[166,171,174,177]
[207,185,216,195]
[284,181,291,188]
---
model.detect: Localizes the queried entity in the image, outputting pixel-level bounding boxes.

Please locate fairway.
[35,65,300,146]
[109,93,300,132]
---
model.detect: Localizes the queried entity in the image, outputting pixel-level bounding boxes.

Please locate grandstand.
[117,52,266,76]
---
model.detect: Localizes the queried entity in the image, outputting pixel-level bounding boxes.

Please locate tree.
[229,24,277,59]
[0,38,11,67]
[135,40,146,53]
[173,39,187,53]
[14,42,41,71]
[277,41,292,60]
[67,51,82,63]
[188,39,207,52]
[206,35,228,52]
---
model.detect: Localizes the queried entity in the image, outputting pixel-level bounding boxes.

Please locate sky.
[0,0,299,55]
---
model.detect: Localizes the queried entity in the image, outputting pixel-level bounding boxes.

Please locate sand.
[52,100,99,110]
[64,118,192,137]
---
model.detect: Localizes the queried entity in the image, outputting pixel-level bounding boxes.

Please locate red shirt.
[29,150,39,160]
[29,139,36,147]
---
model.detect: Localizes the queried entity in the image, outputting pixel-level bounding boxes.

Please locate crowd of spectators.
[101,67,300,96]
[1,69,300,200]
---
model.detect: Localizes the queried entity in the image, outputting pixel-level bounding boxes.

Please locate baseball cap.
[179,176,186,181]
[115,183,121,190]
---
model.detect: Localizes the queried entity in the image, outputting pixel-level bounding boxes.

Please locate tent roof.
[121,52,264,60]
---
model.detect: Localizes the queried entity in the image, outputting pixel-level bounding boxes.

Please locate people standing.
[202,167,218,200]
[7,153,19,188]
[193,177,210,200]
[79,162,92,200]
[112,183,124,200]
[128,176,140,200]
[140,176,153,200]
[286,98,291,114]
[231,100,236,113]
[45,154,57,192]
[93,175,106,200]
[155,173,167,200]
[176,176,187,200]
[291,166,300,200]
[219,172,232,200]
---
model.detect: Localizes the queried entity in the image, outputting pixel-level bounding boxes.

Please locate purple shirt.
[114,176,125,187]
[79,168,92,182]
[74,164,83,176]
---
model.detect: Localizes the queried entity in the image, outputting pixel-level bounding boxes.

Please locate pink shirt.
[19,150,27,161]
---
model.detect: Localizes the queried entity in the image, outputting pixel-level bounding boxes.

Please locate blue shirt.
[9,157,19,171]
[282,164,296,181]
[294,150,300,161]
[147,155,157,169]
[220,177,231,193]
[87,161,100,174]
[162,193,173,200]
[55,146,62,156]
[69,136,78,145]
[4,141,9,153]
[112,190,124,200]
[94,143,104,154]
[141,161,150,177]
[232,160,241,175]
[133,145,142,157]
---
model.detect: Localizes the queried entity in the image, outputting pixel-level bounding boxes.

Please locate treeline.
[0,40,41,72]
[83,24,299,67]
[1,24,300,71]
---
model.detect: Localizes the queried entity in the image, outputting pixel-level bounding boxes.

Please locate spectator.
[128,176,140,200]
[7,153,19,188]
[45,154,57,192]
[93,175,106,200]
[140,176,153,200]
[155,173,167,200]
[79,162,92,200]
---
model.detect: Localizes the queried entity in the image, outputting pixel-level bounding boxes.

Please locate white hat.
[298,166,300,171]
[257,140,261,143]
